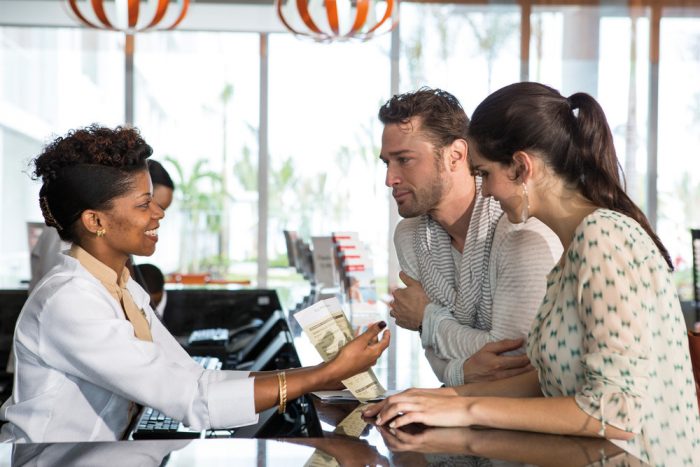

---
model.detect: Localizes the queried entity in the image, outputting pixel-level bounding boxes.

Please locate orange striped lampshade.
[66,0,190,33]
[276,0,397,42]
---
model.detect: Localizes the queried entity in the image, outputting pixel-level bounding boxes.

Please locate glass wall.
[267,34,391,286]
[0,27,123,287]
[1,3,699,301]
[657,10,700,300]
[399,4,520,112]
[133,32,260,281]
[531,5,650,210]
[397,2,522,385]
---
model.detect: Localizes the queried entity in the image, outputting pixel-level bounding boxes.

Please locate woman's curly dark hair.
[34,124,152,243]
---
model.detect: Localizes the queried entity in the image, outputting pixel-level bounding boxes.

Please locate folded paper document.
[294,297,385,401]
[311,389,401,402]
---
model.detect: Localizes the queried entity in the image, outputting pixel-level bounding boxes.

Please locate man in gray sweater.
[379,88,562,386]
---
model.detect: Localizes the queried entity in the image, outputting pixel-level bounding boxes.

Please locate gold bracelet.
[277,371,287,414]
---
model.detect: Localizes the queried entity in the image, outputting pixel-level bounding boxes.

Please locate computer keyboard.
[188,328,229,346]
[191,355,223,370]
[130,355,224,440]
[132,407,203,439]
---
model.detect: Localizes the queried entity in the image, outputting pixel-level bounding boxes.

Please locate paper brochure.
[294,297,385,401]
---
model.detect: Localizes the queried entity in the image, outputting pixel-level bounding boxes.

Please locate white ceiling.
[0,0,286,33]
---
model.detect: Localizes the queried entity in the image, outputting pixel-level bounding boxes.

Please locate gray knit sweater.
[394,213,562,386]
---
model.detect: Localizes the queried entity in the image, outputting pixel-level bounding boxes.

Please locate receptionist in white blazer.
[0,125,390,443]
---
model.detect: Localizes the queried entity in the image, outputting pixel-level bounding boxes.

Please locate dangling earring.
[521,183,530,223]
[96,228,106,238]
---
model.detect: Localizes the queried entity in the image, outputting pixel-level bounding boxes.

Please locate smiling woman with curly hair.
[1,124,390,443]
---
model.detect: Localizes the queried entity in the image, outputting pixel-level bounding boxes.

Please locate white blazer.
[1,253,258,443]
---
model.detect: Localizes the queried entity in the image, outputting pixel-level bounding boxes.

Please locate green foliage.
[403,21,425,89]
[198,254,240,274]
[673,267,694,302]
[268,155,305,234]
[233,145,258,191]
[165,156,227,231]
[462,12,517,90]
[164,156,230,272]
[272,156,295,189]
[294,173,329,239]
[220,83,234,106]
[675,172,700,228]
[268,253,291,268]
[463,13,517,60]
[335,118,381,173]
[269,115,383,244]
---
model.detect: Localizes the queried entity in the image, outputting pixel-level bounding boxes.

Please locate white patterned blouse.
[528,209,700,465]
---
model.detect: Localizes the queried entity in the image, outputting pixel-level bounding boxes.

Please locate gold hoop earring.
[96,228,106,238]
[521,183,530,223]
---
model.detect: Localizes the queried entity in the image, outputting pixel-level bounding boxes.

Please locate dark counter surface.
[0,304,645,466]
[0,397,637,467]
[0,425,630,467]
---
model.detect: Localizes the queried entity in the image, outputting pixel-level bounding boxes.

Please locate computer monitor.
[283,230,299,268]
[247,331,299,372]
[26,222,46,252]
[162,289,282,337]
[294,239,314,281]
[236,310,289,364]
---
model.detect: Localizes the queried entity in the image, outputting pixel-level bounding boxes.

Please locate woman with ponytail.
[365,82,700,464]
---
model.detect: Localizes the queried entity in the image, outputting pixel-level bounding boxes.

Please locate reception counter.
[0,306,646,466]
[0,368,642,466]
[0,415,633,466]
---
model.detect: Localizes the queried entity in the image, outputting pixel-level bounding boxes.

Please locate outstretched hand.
[328,321,390,382]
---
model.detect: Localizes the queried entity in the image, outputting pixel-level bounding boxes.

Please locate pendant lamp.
[276,0,397,42]
[66,0,190,33]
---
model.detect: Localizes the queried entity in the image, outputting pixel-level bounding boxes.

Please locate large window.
[0,27,123,287]
[397,3,521,381]
[658,11,700,300]
[133,32,260,281]
[399,4,520,111]
[267,34,391,285]
[1,3,699,303]
[531,5,650,209]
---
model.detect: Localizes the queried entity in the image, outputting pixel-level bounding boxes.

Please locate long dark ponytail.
[468,82,672,270]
